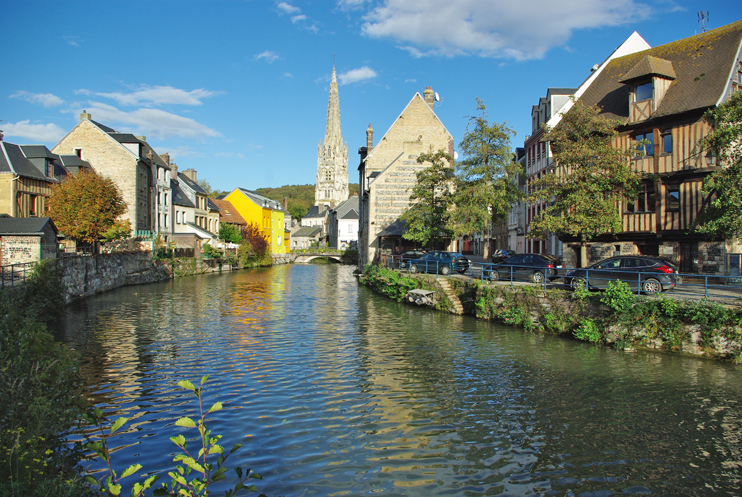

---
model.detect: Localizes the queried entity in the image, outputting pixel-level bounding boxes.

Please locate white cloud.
[76,85,218,107]
[283,72,294,78]
[338,66,378,85]
[404,78,417,83]
[291,14,307,23]
[63,36,80,47]
[255,50,280,63]
[361,0,651,60]
[10,91,64,107]
[2,120,66,143]
[83,102,221,140]
[277,2,300,14]
[337,0,370,8]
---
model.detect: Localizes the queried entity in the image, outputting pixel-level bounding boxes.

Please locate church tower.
[315,64,349,207]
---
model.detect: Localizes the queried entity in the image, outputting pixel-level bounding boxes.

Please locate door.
[680,242,698,274]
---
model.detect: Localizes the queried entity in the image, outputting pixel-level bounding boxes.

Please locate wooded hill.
[255,183,359,220]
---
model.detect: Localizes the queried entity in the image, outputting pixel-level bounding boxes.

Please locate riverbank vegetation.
[361,264,742,362]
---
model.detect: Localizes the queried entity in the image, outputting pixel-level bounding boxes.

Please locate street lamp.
[705,149,717,166]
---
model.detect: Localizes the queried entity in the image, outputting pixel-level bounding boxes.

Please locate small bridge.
[293,252,344,263]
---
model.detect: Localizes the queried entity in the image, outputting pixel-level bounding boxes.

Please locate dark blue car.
[409,251,470,275]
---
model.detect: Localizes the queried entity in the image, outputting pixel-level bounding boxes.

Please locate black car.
[491,249,516,263]
[565,256,680,293]
[486,253,562,284]
[409,251,470,275]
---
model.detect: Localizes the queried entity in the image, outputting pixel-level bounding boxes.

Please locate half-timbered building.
[570,20,742,275]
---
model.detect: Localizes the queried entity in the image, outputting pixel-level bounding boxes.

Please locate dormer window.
[634,82,653,102]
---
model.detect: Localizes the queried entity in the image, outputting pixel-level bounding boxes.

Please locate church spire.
[323,64,343,151]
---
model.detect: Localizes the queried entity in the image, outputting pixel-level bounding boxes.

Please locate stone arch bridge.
[292,252,344,263]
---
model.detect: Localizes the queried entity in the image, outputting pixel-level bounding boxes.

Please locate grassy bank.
[360,264,742,362]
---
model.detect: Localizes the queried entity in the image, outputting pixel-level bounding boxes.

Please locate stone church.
[315,64,349,208]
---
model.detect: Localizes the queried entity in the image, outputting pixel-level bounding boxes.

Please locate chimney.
[171,163,179,181]
[135,135,147,142]
[182,168,197,182]
[366,123,374,152]
[424,86,435,110]
[0,130,3,142]
[283,197,288,210]
[160,153,170,166]
[80,109,92,122]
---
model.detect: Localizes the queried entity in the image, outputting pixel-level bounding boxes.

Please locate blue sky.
[3,1,741,191]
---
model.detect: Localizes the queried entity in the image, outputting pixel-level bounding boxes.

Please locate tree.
[48,170,128,247]
[527,100,643,264]
[240,222,268,256]
[219,223,243,244]
[454,99,522,238]
[693,91,742,238]
[400,149,455,249]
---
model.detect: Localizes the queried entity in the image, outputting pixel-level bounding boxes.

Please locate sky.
[2,1,741,192]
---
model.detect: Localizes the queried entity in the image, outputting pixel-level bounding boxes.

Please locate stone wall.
[1,235,41,265]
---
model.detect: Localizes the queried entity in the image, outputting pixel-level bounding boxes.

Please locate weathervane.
[698,11,709,32]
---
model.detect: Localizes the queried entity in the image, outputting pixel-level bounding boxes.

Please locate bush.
[359,264,420,301]
[600,280,634,313]
[574,318,601,343]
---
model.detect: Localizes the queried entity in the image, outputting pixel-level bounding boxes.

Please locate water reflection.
[56,265,742,495]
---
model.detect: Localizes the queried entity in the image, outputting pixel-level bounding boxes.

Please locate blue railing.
[0,262,36,288]
[384,255,742,302]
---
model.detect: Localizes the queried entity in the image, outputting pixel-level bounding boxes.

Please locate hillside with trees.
[255,183,359,221]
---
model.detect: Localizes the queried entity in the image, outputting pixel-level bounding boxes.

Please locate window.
[596,258,622,269]
[45,161,51,177]
[74,148,82,158]
[634,132,654,157]
[164,193,168,206]
[626,184,656,213]
[635,82,653,101]
[667,186,680,211]
[661,130,673,154]
[29,195,38,216]
[164,214,168,228]
[176,211,181,224]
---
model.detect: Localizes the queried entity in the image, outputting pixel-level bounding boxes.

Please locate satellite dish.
[453,151,459,160]
[434,92,440,102]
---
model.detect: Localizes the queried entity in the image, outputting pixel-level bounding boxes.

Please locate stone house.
[569,20,742,275]
[357,86,454,268]
[53,112,171,236]
[291,226,323,250]
[0,217,58,265]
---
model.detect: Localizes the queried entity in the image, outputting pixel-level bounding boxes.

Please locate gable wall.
[53,121,149,231]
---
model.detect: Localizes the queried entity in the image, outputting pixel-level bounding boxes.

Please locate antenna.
[698,10,709,32]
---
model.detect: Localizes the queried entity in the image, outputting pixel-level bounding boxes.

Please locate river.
[56,264,742,496]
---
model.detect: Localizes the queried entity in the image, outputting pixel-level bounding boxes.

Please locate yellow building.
[223,188,287,255]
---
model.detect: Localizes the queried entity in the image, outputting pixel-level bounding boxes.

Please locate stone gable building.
[358,86,454,268]
[53,112,171,236]
[316,65,349,208]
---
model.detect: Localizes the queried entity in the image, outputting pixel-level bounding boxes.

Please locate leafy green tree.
[528,100,642,265]
[400,149,455,248]
[454,99,522,238]
[693,91,742,238]
[48,170,128,248]
[219,223,243,244]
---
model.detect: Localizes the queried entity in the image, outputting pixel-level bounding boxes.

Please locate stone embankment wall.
[59,253,230,303]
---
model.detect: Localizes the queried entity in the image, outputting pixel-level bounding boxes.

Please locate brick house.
[53,111,171,236]
[357,86,454,268]
[568,20,742,275]
[0,217,58,265]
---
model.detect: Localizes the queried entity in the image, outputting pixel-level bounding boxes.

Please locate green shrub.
[359,264,419,301]
[600,280,634,313]
[574,318,602,343]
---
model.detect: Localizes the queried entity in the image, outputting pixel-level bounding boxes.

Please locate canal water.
[56,264,742,496]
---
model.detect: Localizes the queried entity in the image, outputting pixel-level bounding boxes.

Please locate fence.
[0,262,36,288]
[384,255,742,303]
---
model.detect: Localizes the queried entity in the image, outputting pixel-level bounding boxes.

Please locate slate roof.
[332,196,359,220]
[579,20,742,123]
[304,204,328,219]
[0,142,56,182]
[211,198,247,225]
[172,182,195,208]
[377,218,407,237]
[185,221,215,238]
[0,217,57,235]
[292,226,323,238]
[207,198,220,212]
[178,172,208,195]
[57,154,92,172]
[236,188,286,212]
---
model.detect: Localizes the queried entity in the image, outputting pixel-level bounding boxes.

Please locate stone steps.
[438,279,465,315]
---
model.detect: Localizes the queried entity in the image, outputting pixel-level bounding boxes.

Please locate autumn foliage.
[240,222,268,256]
[48,170,128,244]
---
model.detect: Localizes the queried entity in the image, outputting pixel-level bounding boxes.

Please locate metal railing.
[0,262,36,288]
[384,256,742,303]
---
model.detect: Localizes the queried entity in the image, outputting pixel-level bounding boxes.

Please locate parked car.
[491,249,516,263]
[399,250,426,269]
[486,253,563,284]
[564,256,680,293]
[408,251,470,275]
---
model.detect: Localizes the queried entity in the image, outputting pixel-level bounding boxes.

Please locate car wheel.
[571,277,586,291]
[530,271,544,284]
[410,264,418,274]
[642,278,662,294]
[490,270,500,282]
[441,265,450,276]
